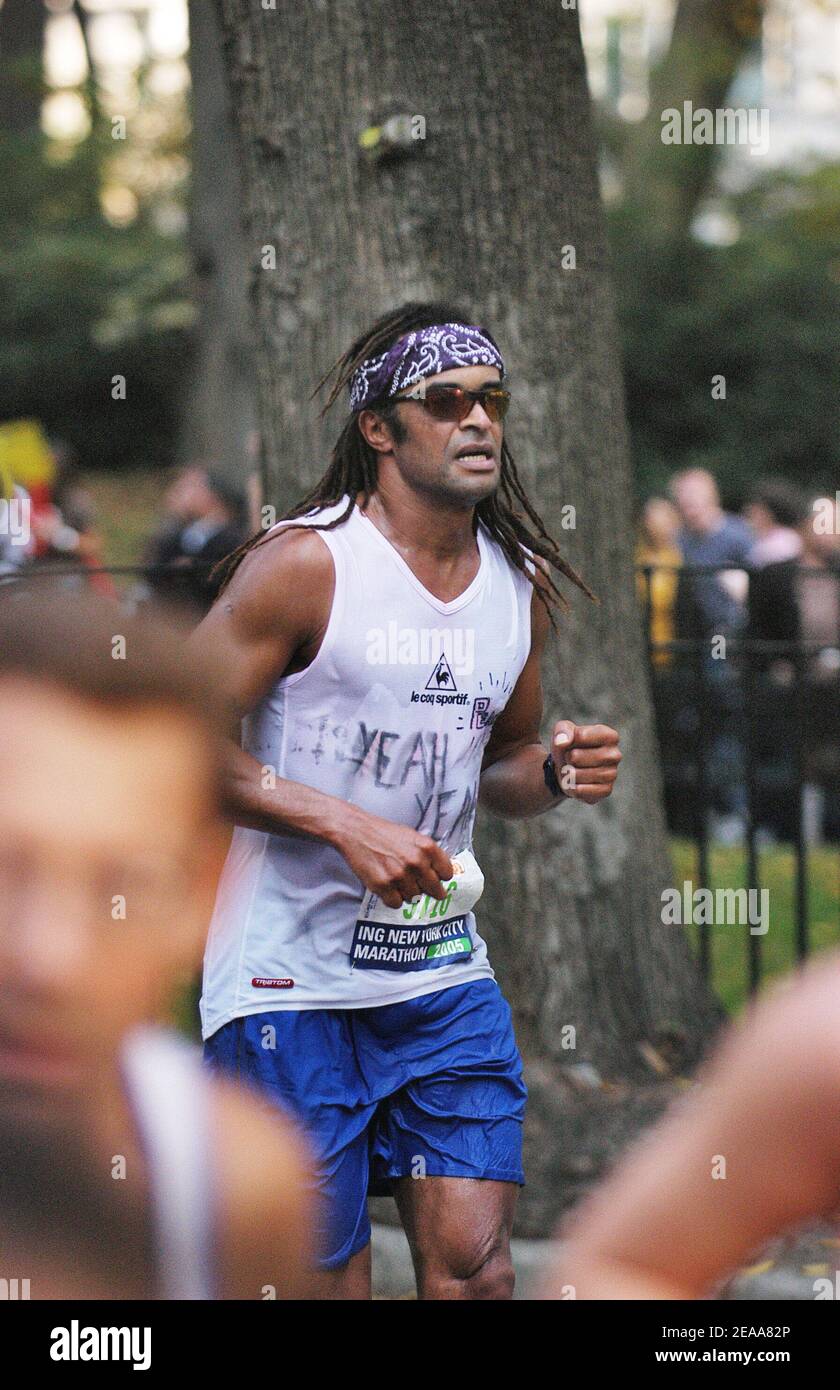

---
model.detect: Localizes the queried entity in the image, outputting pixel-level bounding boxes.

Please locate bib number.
[350,849,484,973]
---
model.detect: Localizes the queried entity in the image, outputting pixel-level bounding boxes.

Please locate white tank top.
[120,1026,216,1300]
[200,494,535,1037]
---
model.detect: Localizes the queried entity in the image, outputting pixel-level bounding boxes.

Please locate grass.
[84,468,164,570]
[670,837,840,1014]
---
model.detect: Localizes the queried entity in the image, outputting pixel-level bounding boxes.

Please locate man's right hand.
[330,808,454,909]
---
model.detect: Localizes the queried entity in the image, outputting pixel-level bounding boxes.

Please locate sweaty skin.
[191,363,621,1298]
[540,951,840,1300]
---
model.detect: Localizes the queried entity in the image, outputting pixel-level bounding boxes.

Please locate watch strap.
[543,751,564,798]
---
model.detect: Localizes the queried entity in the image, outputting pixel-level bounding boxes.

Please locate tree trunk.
[0,0,46,136]
[214,0,724,1232]
[180,0,257,487]
[621,0,765,242]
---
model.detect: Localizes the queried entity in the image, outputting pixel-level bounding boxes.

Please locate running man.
[540,949,840,1300]
[0,592,312,1299]
[196,304,622,1299]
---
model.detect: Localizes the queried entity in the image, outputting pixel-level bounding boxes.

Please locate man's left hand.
[551,721,621,804]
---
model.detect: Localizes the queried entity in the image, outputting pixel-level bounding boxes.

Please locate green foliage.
[0,123,193,474]
[3,23,837,507]
[610,164,840,504]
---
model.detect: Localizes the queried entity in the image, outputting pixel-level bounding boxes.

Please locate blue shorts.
[203,979,527,1269]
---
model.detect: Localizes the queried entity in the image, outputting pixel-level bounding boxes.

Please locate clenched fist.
[550,721,621,805]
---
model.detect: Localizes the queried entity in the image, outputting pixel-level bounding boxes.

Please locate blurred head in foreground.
[0,590,228,1118]
[0,592,313,1299]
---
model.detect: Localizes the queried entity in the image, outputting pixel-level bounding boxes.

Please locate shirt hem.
[200,963,496,1041]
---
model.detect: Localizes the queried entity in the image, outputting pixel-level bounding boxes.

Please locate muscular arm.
[188,528,453,907]
[541,954,840,1300]
[189,528,354,845]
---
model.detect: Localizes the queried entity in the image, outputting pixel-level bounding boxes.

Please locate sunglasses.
[394,382,511,423]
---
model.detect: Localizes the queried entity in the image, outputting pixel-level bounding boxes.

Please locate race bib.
[350,849,485,972]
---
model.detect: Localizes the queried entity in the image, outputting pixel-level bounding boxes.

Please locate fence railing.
[0,562,216,585]
[638,561,840,992]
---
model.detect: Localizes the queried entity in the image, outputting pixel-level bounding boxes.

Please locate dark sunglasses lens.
[423,387,510,422]
[424,388,467,420]
[483,390,510,421]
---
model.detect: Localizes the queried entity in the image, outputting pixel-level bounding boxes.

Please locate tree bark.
[0,0,46,136]
[214,0,724,1231]
[180,0,257,487]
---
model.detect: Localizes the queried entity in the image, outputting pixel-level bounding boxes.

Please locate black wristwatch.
[543,751,565,799]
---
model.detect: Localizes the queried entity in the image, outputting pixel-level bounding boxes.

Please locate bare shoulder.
[209,1073,314,1299]
[190,520,343,712]
[218,523,336,639]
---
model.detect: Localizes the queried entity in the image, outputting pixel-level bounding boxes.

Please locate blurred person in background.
[669,468,754,843]
[0,593,312,1299]
[140,464,248,618]
[670,468,754,640]
[138,463,207,596]
[748,490,839,680]
[28,440,116,598]
[635,497,682,668]
[749,494,840,841]
[540,949,840,1300]
[743,477,807,569]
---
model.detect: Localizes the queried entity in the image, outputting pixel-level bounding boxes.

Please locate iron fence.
[639,561,840,992]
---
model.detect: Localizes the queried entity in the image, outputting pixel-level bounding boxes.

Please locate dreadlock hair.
[213,301,598,631]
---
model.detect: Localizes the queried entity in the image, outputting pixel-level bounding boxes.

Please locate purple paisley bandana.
[348,322,505,412]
